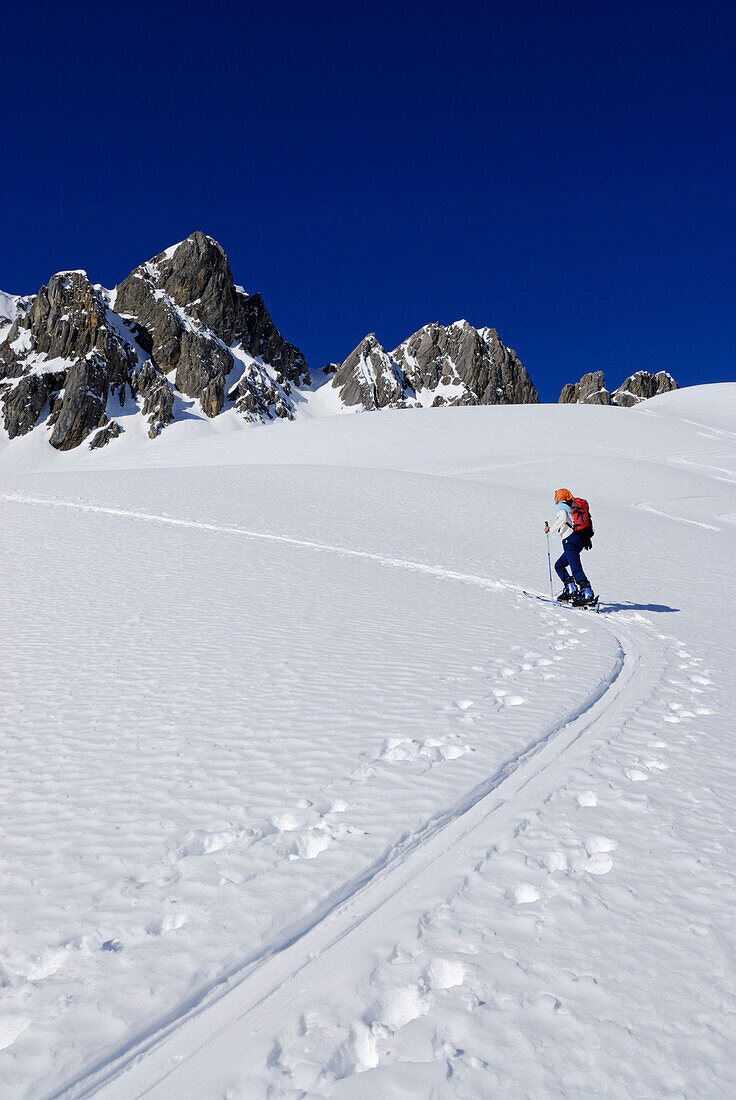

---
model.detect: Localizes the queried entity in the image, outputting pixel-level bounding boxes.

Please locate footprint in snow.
[624,767,649,782]
[177,830,241,857]
[381,736,470,765]
[584,853,615,875]
[584,836,617,875]
[292,831,333,860]
[577,791,598,807]
[271,811,301,832]
[272,808,339,861]
[366,985,429,1030]
[587,836,617,853]
[546,850,568,872]
[424,957,466,990]
[513,883,541,904]
[145,911,187,936]
[491,688,525,707]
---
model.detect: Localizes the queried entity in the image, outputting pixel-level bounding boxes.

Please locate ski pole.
[545,522,553,597]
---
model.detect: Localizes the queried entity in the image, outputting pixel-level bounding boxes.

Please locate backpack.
[571,497,594,549]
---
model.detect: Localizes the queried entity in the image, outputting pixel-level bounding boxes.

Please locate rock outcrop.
[131,362,175,439]
[332,321,539,410]
[611,370,679,407]
[559,370,678,407]
[0,271,138,449]
[0,232,311,449]
[330,334,408,410]
[395,322,538,406]
[1,234,544,452]
[558,371,612,406]
[114,232,309,421]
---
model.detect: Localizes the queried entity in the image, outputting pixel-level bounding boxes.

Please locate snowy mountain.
[112,232,310,424]
[2,234,685,454]
[0,233,312,452]
[1,383,735,1097]
[560,367,679,406]
[331,321,538,410]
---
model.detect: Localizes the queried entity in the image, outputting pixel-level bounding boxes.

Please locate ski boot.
[572,584,596,607]
[556,580,578,602]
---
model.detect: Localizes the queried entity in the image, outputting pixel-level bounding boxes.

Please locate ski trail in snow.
[3,491,679,1099]
[54,618,671,1100]
[14,493,677,1099]
[0,491,515,593]
[633,499,722,530]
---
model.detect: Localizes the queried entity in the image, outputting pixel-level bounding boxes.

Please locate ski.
[522,590,600,613]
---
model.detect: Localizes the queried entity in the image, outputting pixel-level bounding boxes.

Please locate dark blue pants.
[555,533,590,588]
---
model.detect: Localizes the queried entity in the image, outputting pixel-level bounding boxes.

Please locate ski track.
[0,491,512,596]
[633,498,722,530]
[0,491,682,1100]
[64,617,674,1100]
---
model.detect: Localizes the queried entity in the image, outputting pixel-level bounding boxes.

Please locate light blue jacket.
[551,502,574,538]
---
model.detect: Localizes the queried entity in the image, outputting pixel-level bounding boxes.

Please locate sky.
[1,0,734,400]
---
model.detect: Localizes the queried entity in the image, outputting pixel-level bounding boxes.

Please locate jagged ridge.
[0,232,312,450]
[331,321,539,411]
[559,369,679,407]
[0,234,682,453]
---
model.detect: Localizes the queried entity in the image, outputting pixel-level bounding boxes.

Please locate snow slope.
[1,385,735,1098]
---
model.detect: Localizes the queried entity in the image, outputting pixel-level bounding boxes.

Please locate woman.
[545,488,596,606]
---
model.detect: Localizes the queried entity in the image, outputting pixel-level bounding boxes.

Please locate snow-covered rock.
[393,320,538,407]
[332,320,539,411]
[560,368,679,406]
[330,333,409,410]
[612,369,679,406]
[0,271,137,449]
[0,233,312,450]
[0,289,21,337]
[114,231,310,421]
[1,235,543,452]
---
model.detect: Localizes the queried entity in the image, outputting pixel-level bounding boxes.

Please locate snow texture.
[1,384,736,1098]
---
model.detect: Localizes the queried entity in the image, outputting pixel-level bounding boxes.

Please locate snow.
[0,289,20,330]
[1,385,736,1097]
[294,369,355,418]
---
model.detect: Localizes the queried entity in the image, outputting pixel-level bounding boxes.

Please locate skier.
[545,488,596,607]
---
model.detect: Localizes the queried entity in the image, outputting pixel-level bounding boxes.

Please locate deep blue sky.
[2,0,734,399]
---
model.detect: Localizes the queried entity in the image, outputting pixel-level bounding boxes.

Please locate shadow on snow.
[599,602,680,615]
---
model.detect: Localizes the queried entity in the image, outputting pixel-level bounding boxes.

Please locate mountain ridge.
[0,232,678,452]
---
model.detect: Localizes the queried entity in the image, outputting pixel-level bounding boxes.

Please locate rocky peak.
[558,370,612,406]
[331,334,407,411]
[392,320,539,406]
[612,370,679,406]
[559,369,678,407]
[235,292,310,387]
[116,231,247,344]
[11,271,132,380]
[0,234,545,452]
[0,270,138,449]
[329,321,538,413]
[114,232,309,420]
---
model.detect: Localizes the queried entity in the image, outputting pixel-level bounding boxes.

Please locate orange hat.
[554,488,573,503]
